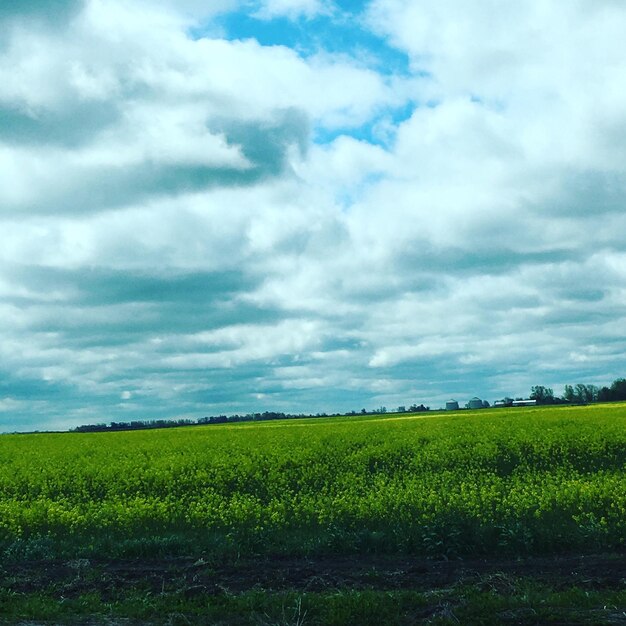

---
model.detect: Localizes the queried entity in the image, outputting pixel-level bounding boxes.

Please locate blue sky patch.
[199,8,411,76]
[313,99,416,147]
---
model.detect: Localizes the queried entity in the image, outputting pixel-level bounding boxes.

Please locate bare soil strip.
[4,552,624,598]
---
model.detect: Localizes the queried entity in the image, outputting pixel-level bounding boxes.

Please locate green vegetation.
[2,581,625,625]
[1,404,625,559]
[0,403,624,623]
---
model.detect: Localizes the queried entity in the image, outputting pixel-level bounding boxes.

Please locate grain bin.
[468,397,484,409]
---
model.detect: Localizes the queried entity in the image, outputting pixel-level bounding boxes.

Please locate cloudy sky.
[1,0,626,431]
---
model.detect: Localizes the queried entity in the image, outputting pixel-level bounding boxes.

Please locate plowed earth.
[4,552,624,598]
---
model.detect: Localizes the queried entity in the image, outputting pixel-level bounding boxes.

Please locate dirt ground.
[3,551,625,598]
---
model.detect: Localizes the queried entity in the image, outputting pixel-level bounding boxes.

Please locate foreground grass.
[1,574,625,625]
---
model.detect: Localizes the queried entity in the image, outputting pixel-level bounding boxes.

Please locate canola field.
[0,404,624,560]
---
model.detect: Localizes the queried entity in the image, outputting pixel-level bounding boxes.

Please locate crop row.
[0,404,624,557]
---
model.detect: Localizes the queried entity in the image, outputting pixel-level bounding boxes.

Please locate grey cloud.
[95,361,378,422]
[533,171,626,217]
[0,0,82,23]
[210,108,309,175]
[0,103,120,148]
[392,245,580,284]
[11,266,257,306]
[21,267,255,306]
[0,370,70,401]
[551,288,605,303]
[541,309,614,327]
[3,163,262,215]
[3,109,310,215]
[345,276,439,305]
[44,300,283,351]
[5,266,282,344]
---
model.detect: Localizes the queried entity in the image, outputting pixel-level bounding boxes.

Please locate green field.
[1,404,625,624]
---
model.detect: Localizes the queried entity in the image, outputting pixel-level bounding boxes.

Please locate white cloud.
[0,1,405,219]
[253,0,334,20]
[366,0,626,170]
[2,0,626,430]
[161,319,325,369]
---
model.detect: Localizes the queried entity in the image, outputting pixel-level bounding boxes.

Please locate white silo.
[468,397,484,410]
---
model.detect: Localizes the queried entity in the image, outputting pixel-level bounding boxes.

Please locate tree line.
[71,404,431,433]
[527,378,626,405]
[73,412,324,433]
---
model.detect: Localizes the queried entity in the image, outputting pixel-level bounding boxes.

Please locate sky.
[1,0,626,431]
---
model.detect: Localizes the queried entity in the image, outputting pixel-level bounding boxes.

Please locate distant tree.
[563,383,599,404]
[610,378,626,400]
[575,384,587,403]
[598,378,626,402]
[530,385,555,404]
[577,384,599,403]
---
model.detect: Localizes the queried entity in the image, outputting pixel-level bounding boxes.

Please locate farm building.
[446,400,459,410]
[468,397,484,409]
[494,399,538,408]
